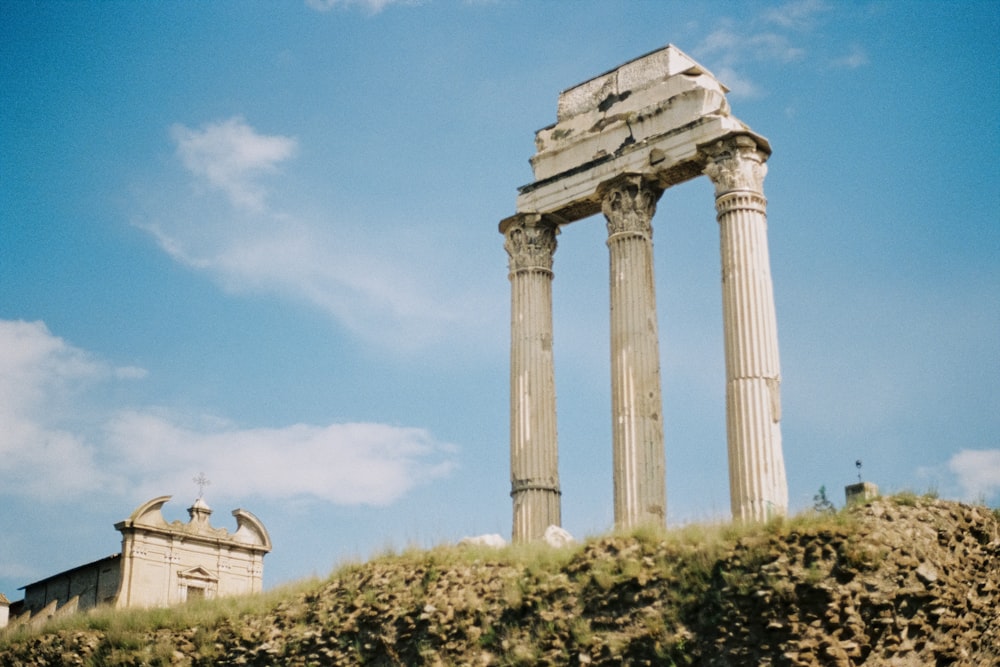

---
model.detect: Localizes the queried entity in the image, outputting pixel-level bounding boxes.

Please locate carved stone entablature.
[502,214,559,273]
[702,135,768,196]
[600,175,662,239]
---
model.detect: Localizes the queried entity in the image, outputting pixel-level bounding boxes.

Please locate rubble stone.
[1,497,997,666]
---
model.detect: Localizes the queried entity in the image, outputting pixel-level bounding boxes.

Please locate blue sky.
[2,0,997,596]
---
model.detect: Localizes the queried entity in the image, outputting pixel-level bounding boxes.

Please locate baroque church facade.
[4,496,270,628]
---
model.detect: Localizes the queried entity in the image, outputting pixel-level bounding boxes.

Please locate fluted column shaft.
[704,135,788,522]
[601,175,667,530]
[503,214,561,542]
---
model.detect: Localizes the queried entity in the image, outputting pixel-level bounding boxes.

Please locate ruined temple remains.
[502,45,788,541]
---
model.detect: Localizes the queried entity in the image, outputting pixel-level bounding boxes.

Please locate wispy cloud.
[106,411,456,506]
[948,449,1000,502]
[305,0,407,13]
[831,43,869,69]
[714,66,761,99]
[0,319,457,505]
[695,23,804,98]
[699,27,805,65]
[694,1,864,98]
[138,216,469,352]
[138,115,491,353]
[171,117,297,212]
[0,320,126,497]
[762,0,830,31]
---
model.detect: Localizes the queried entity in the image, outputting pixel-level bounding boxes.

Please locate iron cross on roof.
[193,472,211,499]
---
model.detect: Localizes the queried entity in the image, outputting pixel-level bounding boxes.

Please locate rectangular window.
[186,586,205,601]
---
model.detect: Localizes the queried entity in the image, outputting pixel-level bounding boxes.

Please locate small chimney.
[845,481,879,505]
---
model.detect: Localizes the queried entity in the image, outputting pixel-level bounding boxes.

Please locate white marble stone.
[704,136,788,521]
[602,175,667,529]
[555,45,720,122]
[502,213,562,541]
[542,525,575,548]
[503,44,788,534]
[516,45,763,224]
[459,534,507,548]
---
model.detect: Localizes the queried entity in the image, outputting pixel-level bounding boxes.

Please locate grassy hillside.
[2,494,998,666]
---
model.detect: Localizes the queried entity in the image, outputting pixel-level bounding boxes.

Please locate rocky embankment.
[1,496,998,666]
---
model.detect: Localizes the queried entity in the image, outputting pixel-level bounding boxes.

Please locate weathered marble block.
[517,44,766,223]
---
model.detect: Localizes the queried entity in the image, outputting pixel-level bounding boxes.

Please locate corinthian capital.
[703,135,768,195]
[600,175,662,238]
[503,213,559,272]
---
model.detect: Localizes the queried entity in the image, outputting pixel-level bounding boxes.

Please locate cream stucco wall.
[20,555,120,615]
[114,496,271,608]
[9,496,270,629]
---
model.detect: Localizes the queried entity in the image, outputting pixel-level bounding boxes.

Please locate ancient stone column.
[601,175,667,530]
[501,213,561,542]
[704,135,788,522]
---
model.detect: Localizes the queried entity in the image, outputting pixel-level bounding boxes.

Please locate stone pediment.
[177,566,217,583]
[115,496,271,552]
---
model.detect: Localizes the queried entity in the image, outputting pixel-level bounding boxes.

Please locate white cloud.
[698,27,805,66]
[831,44,869,69]
[695,26,803,99]
[948,449,1000,502]
[0,319,97,411]
[139,214,469,352]
[697,26,741,58]
[114,365,149,380]
[305,0,406,13]
[0,318,457,505]
[694,1,855,99]
[715,67,761,99]
[106,411,456,506]
[138,116,489,353]
[763,0,830,31]
[171,117,297,212]
[0,320,127,497]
